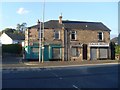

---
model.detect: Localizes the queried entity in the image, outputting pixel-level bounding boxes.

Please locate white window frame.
[71,31,77,40]
[54,30,60,39]
[98,32,104,41]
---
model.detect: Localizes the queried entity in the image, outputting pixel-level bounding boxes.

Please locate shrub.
[115,45,120,54]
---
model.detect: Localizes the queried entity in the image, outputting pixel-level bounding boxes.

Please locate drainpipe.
[65,29,68,61]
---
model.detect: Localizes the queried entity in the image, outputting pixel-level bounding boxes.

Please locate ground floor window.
[32,47,39,53]
[71,47,79,57]
[90,47,109,60]
[99,48,108,59]
[52,48,61,59]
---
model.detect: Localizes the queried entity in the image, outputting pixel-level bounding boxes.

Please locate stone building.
[24,16,111,61]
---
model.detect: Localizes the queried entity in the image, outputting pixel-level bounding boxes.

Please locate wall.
[71,29,110,44]
[25,26,110,61]
[29,28,39,43]
[44,29,62,45]
[0,33,13,44]
[67,29,110,61]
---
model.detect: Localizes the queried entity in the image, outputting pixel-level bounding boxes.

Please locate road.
[2,64,119,89]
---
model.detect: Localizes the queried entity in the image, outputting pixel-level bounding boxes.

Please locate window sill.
[53,39,62,41]
[71,39,78,41]
[98,40,104,42]
[72,56,79,58]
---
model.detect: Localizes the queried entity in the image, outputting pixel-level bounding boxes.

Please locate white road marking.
[51,72,63,80]
[51,72,58,77]
[59,77,63,79]
[73,85,81,90]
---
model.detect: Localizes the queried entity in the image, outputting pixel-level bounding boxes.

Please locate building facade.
[24,16,111,61]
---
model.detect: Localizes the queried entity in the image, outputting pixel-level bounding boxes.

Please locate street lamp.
[38,20,41,63]
[41,0,45,63]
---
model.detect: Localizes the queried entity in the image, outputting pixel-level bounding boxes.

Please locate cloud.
[17,7,29,15]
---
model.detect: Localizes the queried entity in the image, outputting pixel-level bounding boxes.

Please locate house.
[110,37,118,45]
[118,33,120,45]
[0,33,25,46]
[24,16,111,61]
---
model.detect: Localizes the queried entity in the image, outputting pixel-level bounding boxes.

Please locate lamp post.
[41,0,45,63]
[39,20,41,63]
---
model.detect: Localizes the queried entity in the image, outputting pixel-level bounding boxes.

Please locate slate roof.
[28,20,111,31]
[6,33,25,40]
[110,37,118,44]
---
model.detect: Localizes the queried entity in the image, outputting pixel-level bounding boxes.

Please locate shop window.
[71,47,79,57]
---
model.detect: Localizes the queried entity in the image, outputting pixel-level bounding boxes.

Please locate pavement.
[1,55,120,69]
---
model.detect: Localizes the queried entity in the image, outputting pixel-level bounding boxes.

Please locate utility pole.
[41,0,45,63]
[39,20,41,63]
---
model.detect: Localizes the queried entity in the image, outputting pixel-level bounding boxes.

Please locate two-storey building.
[24,16,111,61]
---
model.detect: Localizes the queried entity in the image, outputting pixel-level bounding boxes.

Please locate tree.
[1,28,16,34]
[16,23,27,33]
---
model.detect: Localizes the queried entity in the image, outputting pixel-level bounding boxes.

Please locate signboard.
[89,43,109,47]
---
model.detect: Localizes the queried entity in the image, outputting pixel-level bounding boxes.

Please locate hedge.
[2,44,22,54]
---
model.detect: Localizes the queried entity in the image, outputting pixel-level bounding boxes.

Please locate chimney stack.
[59,15,62,24]
[37,19,40,25]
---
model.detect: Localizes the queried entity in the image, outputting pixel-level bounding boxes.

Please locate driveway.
[2,54,22,64]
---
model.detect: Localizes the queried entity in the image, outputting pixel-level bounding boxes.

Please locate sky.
[0,1,118,39]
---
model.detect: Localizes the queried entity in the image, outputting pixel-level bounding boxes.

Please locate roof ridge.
[46,20,103,24]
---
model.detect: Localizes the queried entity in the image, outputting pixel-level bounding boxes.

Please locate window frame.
[71,31,77,40]
[98,32,104,41]
[54,30,60,40]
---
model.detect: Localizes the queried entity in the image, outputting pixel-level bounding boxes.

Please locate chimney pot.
[59,15,62,24]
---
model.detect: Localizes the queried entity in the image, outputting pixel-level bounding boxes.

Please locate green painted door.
[44,45,49,61]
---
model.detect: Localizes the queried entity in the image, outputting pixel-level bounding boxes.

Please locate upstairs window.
[98,32,103,41]
[54,31,60,39]
[71,31,76,40]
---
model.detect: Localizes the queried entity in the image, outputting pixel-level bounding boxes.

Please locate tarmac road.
[2,64,119,89]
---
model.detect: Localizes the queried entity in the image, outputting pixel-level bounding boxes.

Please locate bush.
[2,44,22,54]
[115,45,120,54]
